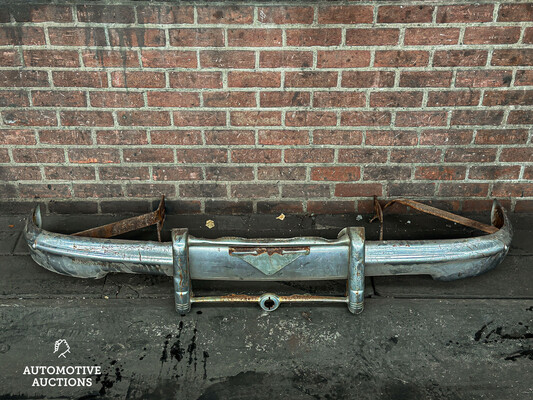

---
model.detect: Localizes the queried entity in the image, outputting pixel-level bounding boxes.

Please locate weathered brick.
[346,29,399,46]
[180,183,227,198]
[318,6,373,24]
[0,91,29,107]
[391,149,442,163]
[0,26,45,45]
[117,111,171,127]
[231,184,278,199]
[33,91,86,107]
[257,6,314,24]
[82,50,139,68]
[151,130,202,145]
[73,184,123,198]
[285,72,337,88]
[169,72,222,89]
[366,131,418,146]
[10,4,72,22]
[231,111,281,126]
[507,111,533,125]
[0,149,9,163]
[258,167,306,181]
[90,92,144,108]
[259,51,313,68]
[415,166,466,181]
[169,29,224,47]
[39,130,92,145]
[437,4,494,23]
[400,71,452,87]
[99,167,150,181]
[315,92,365,108]
[77,5,135,23]
[228,29,282,47]
[174,111,226,127]
[13,148,64,163]
[44,166,95,181]
[111,71,165,88]
[176,149,227,164]
[48,27,106,46]
[491,50,533,66]
[438,183,489,198]
[464,27,521,44]
[0,166,41,181]
[451,110,504,126]
[378,6,434,23]
[96,130,148,145]
[232,149,281,163]
[456,71,512,87]
[141,50,196,68]
[285,148,335,163]
[137,5,194,24]
[53,71,107,88]
[147,92,199,108]
[445,148,497,163]
[307,201,356,214]
[404,28,460,45]
[3,110,57,126]
[334,183,383,197]
[433,50,487,67]
[200,51,255,69]
[341,111,391,127]
[228,72,281,88]
[123,148,173,163]
[206,201,253,214]
[24,50,79,68]
[109,28,165,47]
[197,6,254,24]
[483,90,533,106]
[475,129,528,145]
[311,167,360,182]
[370,91,423,108]
[207,167,254,181]
[69,148,119,164]
[286,111,336,127]
[427,91,480,107]
[515,70,533,86]
[469,166,521,180]
[19,184,71,199]
[282,184,330,199]
[1,70,48,87]
[314,130,362,145]
[258,130,309,145]
[343,71,394,88]
[203,92,255,108]
[0,129,36,145]
[317,51,370,68]
[0,50,21,67]
[375,51,429,68]
[498,4,533,22]
[364,166,411,181]
[396,111,448,127]
[286,29,341,46]
[492,183,533,198]
[338,148,388,164]
[419,130,473,145]
[205,130,255,145]
[260,92,310,108]
[388,183,435,197]
[61,111,113,127]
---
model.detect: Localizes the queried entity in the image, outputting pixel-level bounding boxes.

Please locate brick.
[100,200,151,214]
[232,149,281,164]
[147,92,200,107]
[437,4,494,23]
[117,111,171,127]
[396,111,447,127]
[32,91,86,107]
[123,148,173,163]
[0,149,9,163]
[228,72,281,88]
[400,72,452,87]
[48,27,106,46]
[19,184,71,199]
[0,26,45,45]
[317,51,370,68]
[39,130,92,145]
[231,184,278,199]
[151,130,202,145]
[206,201,253,214]
[525,168,533,180]
[24,50,79,68]
[314,130,362,145]
[370,91,423,108]
[90,92,144,108]
[308,201,355,214]
[73,184,123,198]
[508,111,533,125]
[342,71,394,88]
[169,29,224,47]
[111,71,165,88]
[375,51,428,68]
[228,29,282,47]
[445,148,497,163]
[388,183,435,197]
[206,167,254,181]
[44,166,95,181]
[69,148,119,164]
[77,5,135,23]
[525,28,533,44]
[258,167,306,181]
[203,92,256,108]
[82,50,139,68]
[3,110,57,126]
[498,4,533,22]
[205,130,255,145]
[231,111,281,126]
[285,148,334,164]
[339,148,388,164]
[13,148,63,163]
[258,130,308,145]
[311,167,360,182]
[96,130,148,145]
[286,29,341,46]
[341,111,391,127]
[257,6,314,24]
[492,50,533,66]
[315,92,365,108]
[260,92,310,107]
[200,51,255,69]
[176,149,227,163]
[415,166,466,181]
[433,50,487,67]
[285,72,337,88]
[141,50,196,68]
[451,110,504,126]
[153,166,203,182]
[1,70,48,87]
[366,131,418,146]
[493,183,533,198]
[180,184,227,198]
[0,50,20,67]
[419,130,473,145]
[483,90,533,106]
[515,70,533,86]
[469,166,520,180]
[169,72,222,89]
[197,6,253,24]
[285,111,336,127]
[109,28,165,47]
[174,111,226,126]
[378,6,434,23]
[0,91,29,107]
[137,5,194,24]
[261,201,305,214]
[334,183,382,197]
[53,71,107,88]
[259,51,313,68]
[99,167,150,181]
[10,4,72,22]
[318,6,373,24]
[282,184,330,199]
[346,29,399,46]
[0,184,16,199]
[61,111,113,127]
[0,166,41,181]
[464,27,521,44]
[390,149,442,163]
[363,166,411,181]
[456,70,512,88]
[475,129,528,145]
[404,28,460,45]
[427,91,480,107]
[438,183,489,198]
[0,130,35,145]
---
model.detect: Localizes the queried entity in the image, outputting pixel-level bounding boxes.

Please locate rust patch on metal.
[229,246,310,256]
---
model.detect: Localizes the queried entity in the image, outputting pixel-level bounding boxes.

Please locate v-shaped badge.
[229,247,310,275]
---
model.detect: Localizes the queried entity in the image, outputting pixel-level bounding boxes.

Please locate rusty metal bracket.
[73,195,166,241]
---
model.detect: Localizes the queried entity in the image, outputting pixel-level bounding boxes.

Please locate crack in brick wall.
[0,1,531,214]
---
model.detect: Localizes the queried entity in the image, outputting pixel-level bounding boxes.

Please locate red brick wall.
[0,1,532,214]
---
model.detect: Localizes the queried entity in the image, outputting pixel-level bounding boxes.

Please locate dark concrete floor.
[0,211,531,400]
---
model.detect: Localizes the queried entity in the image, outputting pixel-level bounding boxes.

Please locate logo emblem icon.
[53,339,70,358]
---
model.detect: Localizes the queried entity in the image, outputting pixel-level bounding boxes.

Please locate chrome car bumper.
[24,201,512,314]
